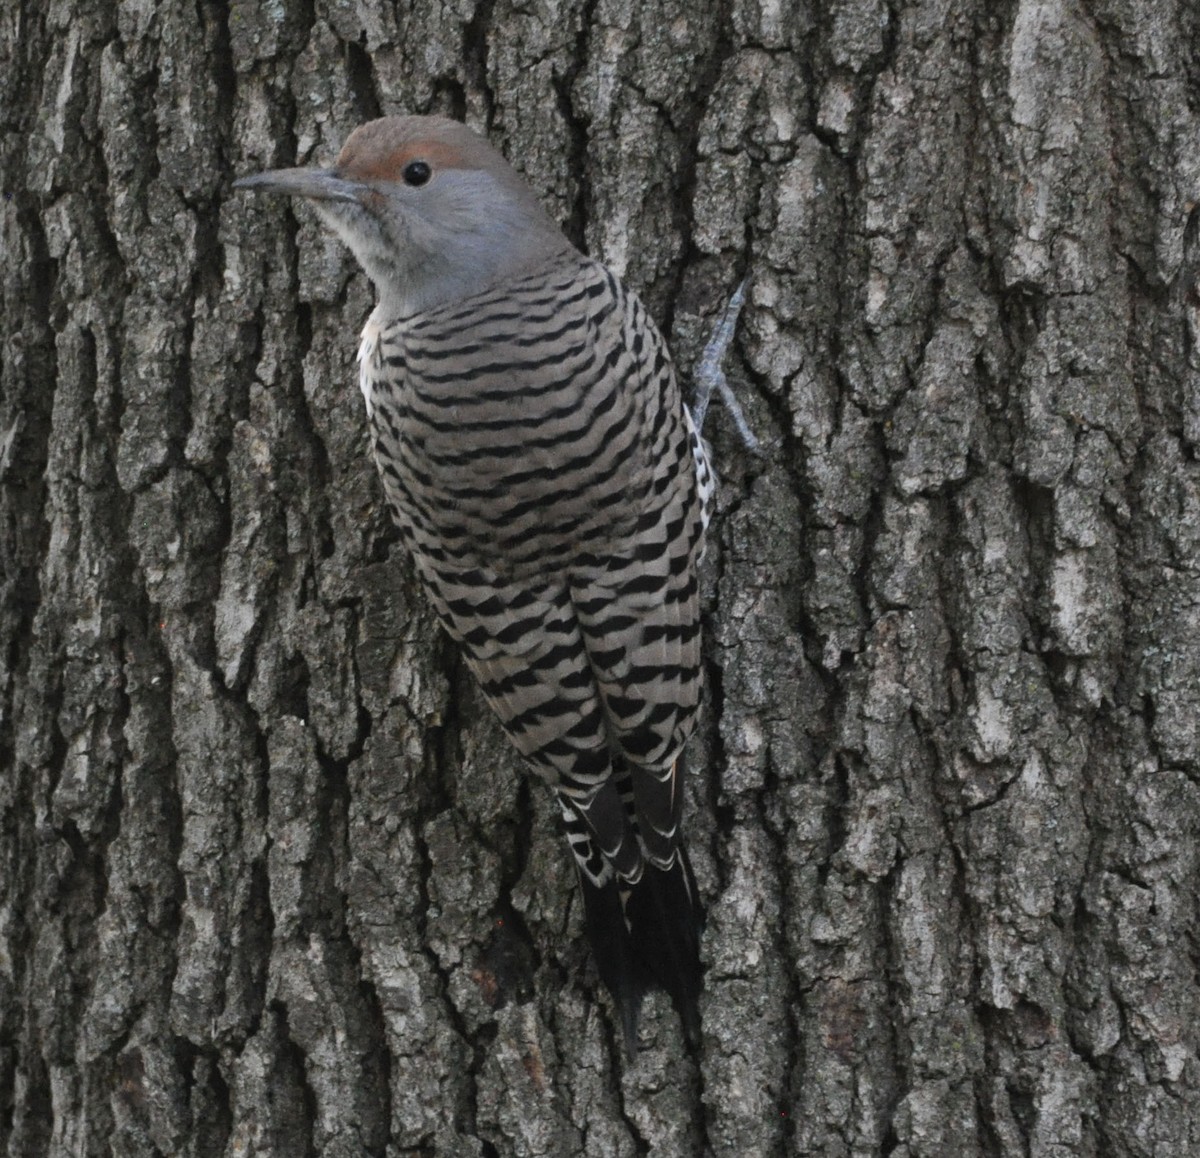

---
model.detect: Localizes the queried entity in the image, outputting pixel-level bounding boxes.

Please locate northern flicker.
[235,115,753,1051]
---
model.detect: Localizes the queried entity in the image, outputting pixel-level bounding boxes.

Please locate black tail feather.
[577,871,647,1055]
[576,846,704,1053]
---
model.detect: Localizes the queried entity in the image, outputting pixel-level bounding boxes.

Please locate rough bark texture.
[3,0,1200,1155]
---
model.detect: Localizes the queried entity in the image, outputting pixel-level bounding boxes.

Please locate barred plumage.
[236,114,730,1050]
[363,252,710,1043]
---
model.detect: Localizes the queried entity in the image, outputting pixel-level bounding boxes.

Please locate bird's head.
[235,116,574,318]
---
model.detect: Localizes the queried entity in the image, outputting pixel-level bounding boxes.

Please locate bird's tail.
[571,836,704,1053]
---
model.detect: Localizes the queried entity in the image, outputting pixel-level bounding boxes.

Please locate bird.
[234,114,752,1052]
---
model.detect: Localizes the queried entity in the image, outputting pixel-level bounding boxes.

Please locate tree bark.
[4,0,1200,1155]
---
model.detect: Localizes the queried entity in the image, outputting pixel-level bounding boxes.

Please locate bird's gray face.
[234,117,571,318]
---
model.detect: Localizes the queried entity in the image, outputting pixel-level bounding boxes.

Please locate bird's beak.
[233,167,364,204]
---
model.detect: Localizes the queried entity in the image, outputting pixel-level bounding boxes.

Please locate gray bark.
[3,0,1200,1155]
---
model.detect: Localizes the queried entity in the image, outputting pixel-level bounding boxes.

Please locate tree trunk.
[4,0,1199,1154]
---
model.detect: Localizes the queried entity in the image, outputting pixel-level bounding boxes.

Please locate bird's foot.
[691,277,759,452]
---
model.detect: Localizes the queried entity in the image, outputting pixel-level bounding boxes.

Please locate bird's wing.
[388,258,707,1042]
[565,273,707,871]
[379,255,705,874]
[413,559,640,878]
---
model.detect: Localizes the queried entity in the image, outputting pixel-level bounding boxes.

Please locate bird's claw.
[692,277,759,452]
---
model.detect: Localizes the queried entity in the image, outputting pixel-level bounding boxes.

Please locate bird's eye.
[403,160,432,187]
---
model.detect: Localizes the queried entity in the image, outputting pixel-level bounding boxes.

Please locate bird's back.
[360,251,711,1044]
[361,254,697,573]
